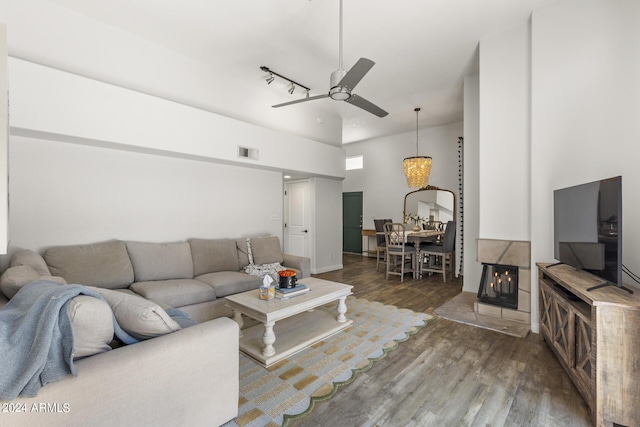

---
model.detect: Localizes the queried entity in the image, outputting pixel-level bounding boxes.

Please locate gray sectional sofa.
[0,235,310,426]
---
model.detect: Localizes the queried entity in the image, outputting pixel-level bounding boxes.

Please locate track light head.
[266,73,275,84]
[288,83,295,94]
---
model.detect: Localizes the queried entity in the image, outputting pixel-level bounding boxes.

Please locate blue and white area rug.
[223,296,433,427]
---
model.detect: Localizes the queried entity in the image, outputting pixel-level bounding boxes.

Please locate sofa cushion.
[44,241,134,289]
[190,239,240,276]
[130,279,217,308]
[126,241,194,282]
[196,271,262,298]
[0,265,66,299]
[68,295,114,359]
[251,236,284,265]
[9,250,51,276]
[87,286,181,341]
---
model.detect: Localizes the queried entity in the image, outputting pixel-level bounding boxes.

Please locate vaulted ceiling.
[46,0,557,146]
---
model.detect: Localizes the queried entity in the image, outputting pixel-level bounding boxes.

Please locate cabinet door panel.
[551,296,574,367]
[573,313,594,405]
[539,280,554,339]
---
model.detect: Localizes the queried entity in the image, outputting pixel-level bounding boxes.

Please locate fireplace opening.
[477,263,519,310]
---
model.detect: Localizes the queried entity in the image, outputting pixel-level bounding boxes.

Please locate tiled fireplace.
[478,263,519,310]
[475,239,531,325]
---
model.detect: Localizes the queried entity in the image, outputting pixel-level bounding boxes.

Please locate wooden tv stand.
[537,263,640,427]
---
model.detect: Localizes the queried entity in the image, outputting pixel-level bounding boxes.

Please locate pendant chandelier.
[403,107,432,188]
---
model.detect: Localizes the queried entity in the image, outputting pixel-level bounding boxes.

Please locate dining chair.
[374,218,392,271]
[418,220,456,282]
[383,222,416,282]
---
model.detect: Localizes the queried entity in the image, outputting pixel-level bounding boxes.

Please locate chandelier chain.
[415,107,420,156]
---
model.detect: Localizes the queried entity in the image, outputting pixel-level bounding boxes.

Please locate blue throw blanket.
[0,280,138,400]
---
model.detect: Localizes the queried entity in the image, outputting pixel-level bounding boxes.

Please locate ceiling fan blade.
[272,93,329,108]
[345,94,388,117]
[338,58,375,90]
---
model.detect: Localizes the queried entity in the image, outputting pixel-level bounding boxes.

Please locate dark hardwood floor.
[289,254,592,427]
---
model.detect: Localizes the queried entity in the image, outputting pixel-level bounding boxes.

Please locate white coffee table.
[224,277,353,367]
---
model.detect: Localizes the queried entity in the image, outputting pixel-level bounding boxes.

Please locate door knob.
[302,230,308,233]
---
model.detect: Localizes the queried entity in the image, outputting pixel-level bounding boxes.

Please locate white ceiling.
[47,0,556,146]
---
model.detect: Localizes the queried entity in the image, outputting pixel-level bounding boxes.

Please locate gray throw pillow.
[87,286,181,341]
[9,250,51,276]
[0,265,66,299]
[68,295,114,359]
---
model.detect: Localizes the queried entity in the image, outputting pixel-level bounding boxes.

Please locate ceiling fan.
[271,0,388,118]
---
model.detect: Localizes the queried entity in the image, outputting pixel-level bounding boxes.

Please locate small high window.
[346,155,363,170]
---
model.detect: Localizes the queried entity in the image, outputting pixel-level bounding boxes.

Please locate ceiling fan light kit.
[268,0,388,118]
[404,108,432,188]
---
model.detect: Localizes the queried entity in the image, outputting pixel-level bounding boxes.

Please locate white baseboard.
[311,264,343,274]
[530,321,540,334]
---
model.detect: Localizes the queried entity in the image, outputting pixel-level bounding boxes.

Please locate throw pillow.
[0,265,66,299]
[244,262,287,279]
[247,238,254,265]
[9,250,52,276]
[68,295,114,359]
[151,300,199,329]
[87,286,181,341]
[236,238,254,268]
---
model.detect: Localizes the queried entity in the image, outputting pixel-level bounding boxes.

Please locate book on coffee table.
[275,284,309,298]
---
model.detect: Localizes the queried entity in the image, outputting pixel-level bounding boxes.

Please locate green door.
[343,192,363,254]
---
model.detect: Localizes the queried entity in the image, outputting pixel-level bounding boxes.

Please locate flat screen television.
[553,176,627,292]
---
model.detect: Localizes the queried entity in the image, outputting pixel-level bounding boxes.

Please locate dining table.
[404,229,444,278]
[405,229,443,244]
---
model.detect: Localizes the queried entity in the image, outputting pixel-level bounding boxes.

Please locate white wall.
[530,0,640,300]
[0,1,347,273]
[7,135,283,255]
[463,73,481,292]
[1,0,342,145]
[479,21,531,241]
[4,55,346,273]
[0,23,6,254]
[9,58,346,180]
[343,122,462,228]
[311,177,344,274]
[343,121,462,274]
[474,0,640,331]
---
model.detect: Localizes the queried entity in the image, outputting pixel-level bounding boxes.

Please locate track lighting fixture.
[259,66,310,96]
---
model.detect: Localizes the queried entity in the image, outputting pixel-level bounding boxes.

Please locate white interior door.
[284,180,310,258]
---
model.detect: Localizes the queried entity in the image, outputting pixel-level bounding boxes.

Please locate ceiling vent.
[238,146,259,161]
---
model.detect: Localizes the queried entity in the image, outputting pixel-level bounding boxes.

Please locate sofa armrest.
[1,318,240,427]
[283,253,311,278]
